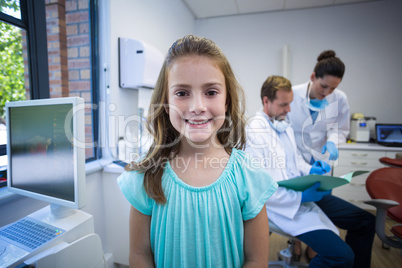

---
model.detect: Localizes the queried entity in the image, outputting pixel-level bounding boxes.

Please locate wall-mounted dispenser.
[118,38,164,89]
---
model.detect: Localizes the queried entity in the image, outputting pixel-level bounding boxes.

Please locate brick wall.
[45,0,95,159]
[46,0,69,98]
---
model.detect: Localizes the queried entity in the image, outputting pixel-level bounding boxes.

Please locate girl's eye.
[175,91,188,97]
[206,90,218,96]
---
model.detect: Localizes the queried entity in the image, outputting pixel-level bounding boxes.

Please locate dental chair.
[379,155,402,168]
[269,220,309,268]
[364,167,402,250]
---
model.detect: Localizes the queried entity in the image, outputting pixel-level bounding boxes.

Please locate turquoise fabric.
[117,148,277,267]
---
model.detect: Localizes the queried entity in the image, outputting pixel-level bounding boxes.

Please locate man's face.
[263,89,293,121]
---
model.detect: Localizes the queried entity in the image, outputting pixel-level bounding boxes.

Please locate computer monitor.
[376,124,402,147]
[5,97,86,218]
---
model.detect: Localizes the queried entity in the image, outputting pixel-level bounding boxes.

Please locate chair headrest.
[366,167,402,223]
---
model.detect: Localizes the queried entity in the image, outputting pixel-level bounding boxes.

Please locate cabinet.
[332,143,402,210]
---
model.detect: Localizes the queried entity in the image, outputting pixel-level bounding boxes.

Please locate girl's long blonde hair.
[126,35,246,203]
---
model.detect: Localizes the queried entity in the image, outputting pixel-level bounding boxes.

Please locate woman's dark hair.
[314,50,345,79]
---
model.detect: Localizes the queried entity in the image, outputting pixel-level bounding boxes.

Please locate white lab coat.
[245,111,338,236]
[288,82,350,163]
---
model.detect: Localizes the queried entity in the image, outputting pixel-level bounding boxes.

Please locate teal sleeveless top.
[117,148,277,267]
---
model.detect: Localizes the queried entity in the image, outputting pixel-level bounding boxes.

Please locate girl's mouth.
[185,119,212,125]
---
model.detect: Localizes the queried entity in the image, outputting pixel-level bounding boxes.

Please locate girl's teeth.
[189,120,208,125]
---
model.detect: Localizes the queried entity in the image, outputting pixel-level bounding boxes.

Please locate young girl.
[117,35,277,267]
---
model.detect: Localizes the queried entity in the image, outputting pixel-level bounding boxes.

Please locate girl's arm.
[243,207,269,267]
[129,205,154,268]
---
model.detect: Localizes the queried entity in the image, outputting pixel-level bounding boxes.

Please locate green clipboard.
[277,170,369,191]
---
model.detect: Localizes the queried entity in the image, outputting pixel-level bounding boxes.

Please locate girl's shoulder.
[231,148,264,172]
[230,148,278,220]
[117,169,154,215]
[117,169,144,187]
[230,148,276,188]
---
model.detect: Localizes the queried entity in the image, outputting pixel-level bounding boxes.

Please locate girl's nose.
[189,95,206,114]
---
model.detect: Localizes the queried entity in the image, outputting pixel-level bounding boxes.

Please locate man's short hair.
[260,75,292,103]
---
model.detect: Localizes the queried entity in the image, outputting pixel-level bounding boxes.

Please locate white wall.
[102,0,195,160]
[194,0,402,124]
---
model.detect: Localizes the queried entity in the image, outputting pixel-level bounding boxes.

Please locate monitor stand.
[50,204,76,219]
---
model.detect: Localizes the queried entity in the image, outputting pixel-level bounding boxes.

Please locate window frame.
[0,0,50,99]
[0,0,100,164]
[89,0,100,161]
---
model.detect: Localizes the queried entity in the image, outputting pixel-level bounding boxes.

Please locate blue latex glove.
[309,160,331,175]
[301,182,331,203]
[321,141,339,160]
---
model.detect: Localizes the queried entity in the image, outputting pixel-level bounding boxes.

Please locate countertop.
[339,142,402,151]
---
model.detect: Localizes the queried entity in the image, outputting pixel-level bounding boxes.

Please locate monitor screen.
[376,124,402,147]
[6,97,86,210]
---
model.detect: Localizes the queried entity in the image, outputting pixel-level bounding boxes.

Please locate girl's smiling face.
[167,56,227,147]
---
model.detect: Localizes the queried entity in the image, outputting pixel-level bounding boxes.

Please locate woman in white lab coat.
[288,50,350,164]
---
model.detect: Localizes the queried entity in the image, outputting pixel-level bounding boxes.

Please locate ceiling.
[181,0,379,19]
